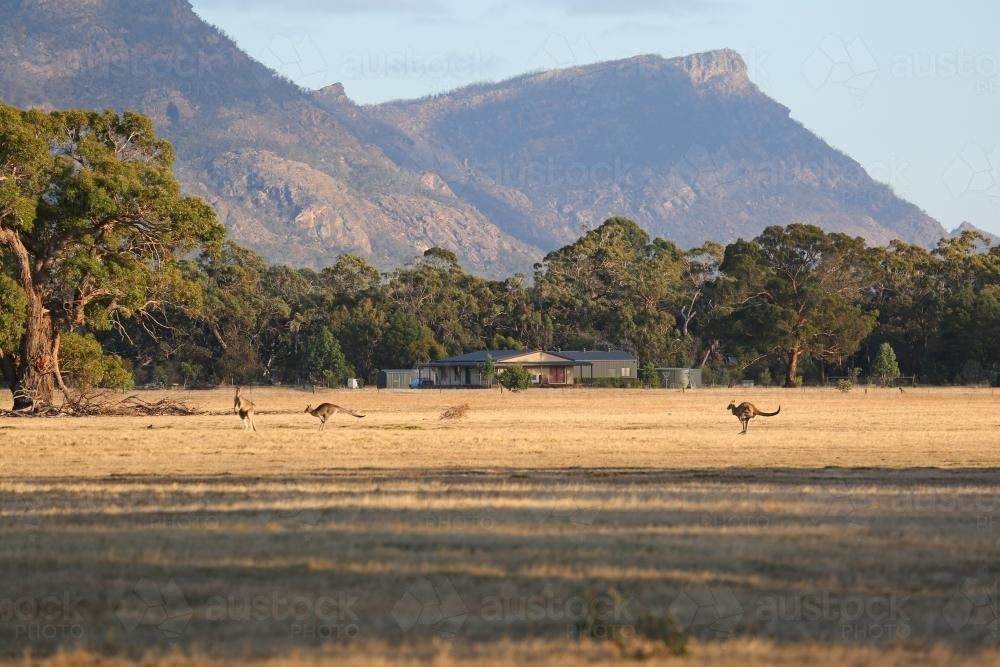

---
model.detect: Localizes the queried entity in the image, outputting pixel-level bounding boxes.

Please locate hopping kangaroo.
[305,403,365,430]
[727,401,780,434]
[234,386,257,432]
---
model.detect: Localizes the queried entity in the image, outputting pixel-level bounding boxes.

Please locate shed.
[377,368,419,389]
[560,350,638,380]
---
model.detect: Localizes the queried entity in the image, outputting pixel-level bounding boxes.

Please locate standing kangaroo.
[234,386,256,432]
[727,401,780,434]
[305,403,365,430]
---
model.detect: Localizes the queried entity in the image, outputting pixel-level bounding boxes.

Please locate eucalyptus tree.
[533,216,687,364]
[712,224,877,386]
[0,104,223,408]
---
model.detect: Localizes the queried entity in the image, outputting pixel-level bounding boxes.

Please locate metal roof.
[422,349,635,367]
[424,350,527,366]
[425,350,579,366]
[558,350,637,362]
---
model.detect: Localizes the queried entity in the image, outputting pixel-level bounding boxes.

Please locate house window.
[621,367,631,377]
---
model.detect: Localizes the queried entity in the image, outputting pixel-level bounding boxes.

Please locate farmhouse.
[418,349,637,387]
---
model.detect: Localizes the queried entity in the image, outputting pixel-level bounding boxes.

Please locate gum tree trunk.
[0,229,57,410]
[11,294,57,410]
[784,345,802,388]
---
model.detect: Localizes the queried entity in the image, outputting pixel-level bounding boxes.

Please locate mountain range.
[0,0,957,277]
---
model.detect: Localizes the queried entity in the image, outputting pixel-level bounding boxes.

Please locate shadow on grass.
[1,467,998,657]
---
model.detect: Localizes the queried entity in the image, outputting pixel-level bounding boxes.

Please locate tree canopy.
[0,104,224,408]
[710,224,878,386]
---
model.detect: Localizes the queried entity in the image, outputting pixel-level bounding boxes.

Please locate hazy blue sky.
[190,0,1000,237]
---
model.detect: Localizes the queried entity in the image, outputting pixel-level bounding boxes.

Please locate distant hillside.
[950,222,998,249]
[0,0,536,276]
[0,1,948,276]
[337,50,945,251]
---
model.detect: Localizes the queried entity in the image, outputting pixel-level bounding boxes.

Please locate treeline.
[1,104,998,406]
[98,218,1000,389]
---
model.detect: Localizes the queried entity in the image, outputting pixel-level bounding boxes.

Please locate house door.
[551,366,566,384]
[465,368,471,385]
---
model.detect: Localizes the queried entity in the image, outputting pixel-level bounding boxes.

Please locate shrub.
[640,361,661,388]
[873,343,901,387]
[498,365,531,392]
[835,367,863,393]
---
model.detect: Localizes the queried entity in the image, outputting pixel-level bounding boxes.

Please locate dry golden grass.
[1,385,998,666]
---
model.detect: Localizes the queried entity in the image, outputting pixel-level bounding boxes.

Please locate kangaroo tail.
[349,410,365,418]
[759,406,781,417]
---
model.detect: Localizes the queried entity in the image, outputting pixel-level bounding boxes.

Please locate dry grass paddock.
[0,385,998,666]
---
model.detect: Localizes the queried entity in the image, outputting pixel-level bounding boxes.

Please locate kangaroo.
[305,403,365,430]
[727,401,780,434]
[234,386,256,432]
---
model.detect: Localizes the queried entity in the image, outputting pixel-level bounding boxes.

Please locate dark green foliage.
[710,224,878,387]
[0,274,27,353]
[872,342,901,387]
[640,361,661,388]
[478,353,497,388]
[577,377,643,388]
[498,365,532,392]
[302,328,350,387]
[1,138,996,402]
[533,218,687,366]
[0,103,223,408]
[59,332,133,390]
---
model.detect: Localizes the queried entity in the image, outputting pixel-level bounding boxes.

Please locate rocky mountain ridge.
[0,0,949,276]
